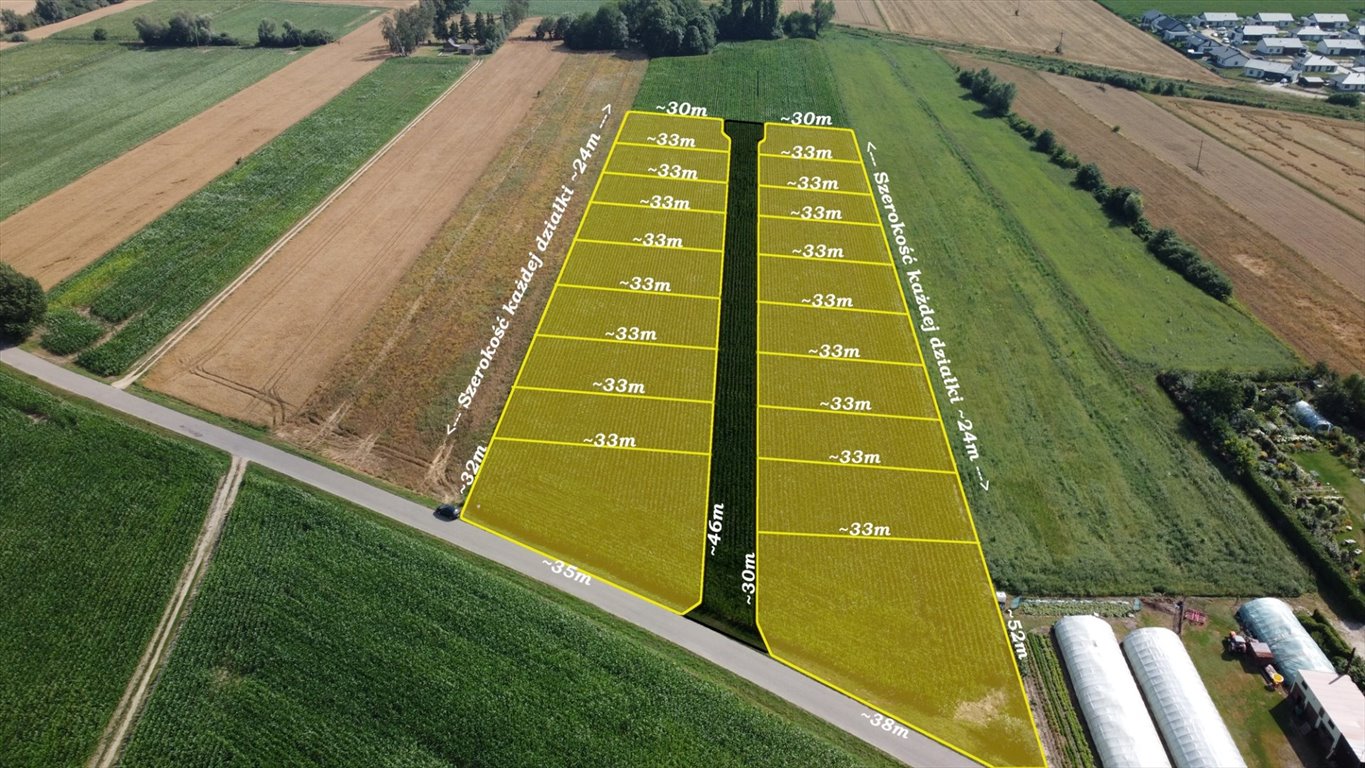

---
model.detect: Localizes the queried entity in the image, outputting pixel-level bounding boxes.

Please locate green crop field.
[119,467,901,767]
[0,40,121,97]
[50,0,379,42]
[1097,0,1363,20]
[47,56,468,377]
[630,31,1306,602]
[0,368,226,768]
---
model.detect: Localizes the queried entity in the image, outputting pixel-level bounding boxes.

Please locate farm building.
[1320,38,1365,56]
[1191,12,1240,28]
[1236,24,1282,42]
[1256,36,1306,55]
[1235,598,1336,684]
[1244,59,1294,79]
[1300,53,1341,72]
[1305,13,1352,31]
[1331,71,1365,89]
[1123,628,1247,768]
[1054,616,1173,768]
[1210,45,1252,67]
[1254,12,1296,28]
[1296,25,1331,41]
[1186,34,1222,54]
[1290,669,1365,768]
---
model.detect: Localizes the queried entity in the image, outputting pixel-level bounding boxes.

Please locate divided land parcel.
[0,368,226,768]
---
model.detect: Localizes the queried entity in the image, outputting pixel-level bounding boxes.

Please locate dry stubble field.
[144,24,570,427]
[2,17,391,288]
[943,53,1365,373]
[871,0,1221,83]
[279,50,648,495]
[1041,73,1365,303]
[830,0,884,27]
[1162,99,1365,221]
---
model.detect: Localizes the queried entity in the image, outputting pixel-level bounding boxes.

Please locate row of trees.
[382,0,526,56]
[133,12,237,47]
[257,19,333,48]
[2,0,119,34]
[557,0,837,57]
[957,67,1016,116]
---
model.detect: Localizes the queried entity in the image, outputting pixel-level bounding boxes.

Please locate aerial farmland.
[2,1,1363,767]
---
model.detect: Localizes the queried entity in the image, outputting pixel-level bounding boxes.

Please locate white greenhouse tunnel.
[1123,627,1247,768]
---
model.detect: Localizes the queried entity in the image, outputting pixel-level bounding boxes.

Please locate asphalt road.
[1,347,977,768]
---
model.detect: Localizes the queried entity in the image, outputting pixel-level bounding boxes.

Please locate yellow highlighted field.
[559,241,723,297]
[758,155,869,194]
[759,186,880,224]
[762,123,861,161]
[759,407,953,471]
[517,336,715,402]
[758,354,937,418]
[759,216,888,261]
[758,303,919,362]
[467,440,711,612]
[578,203,725,253]
[601,143,729,183]
[757,535,1044,768]
[537,288,718,349]
[593,173,728,212]
[758,460,975,542]
[497,388,711,453]
[464,111,729,615]
[758,256,908,313]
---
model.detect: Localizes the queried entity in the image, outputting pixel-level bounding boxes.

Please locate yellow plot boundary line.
[511,385,712,406]
[757,183,870,198]
[753,122,1047,768]
[758,152,862,164]
[536,333,715,352]
[463,109,728,617]
[613,139,729,154]
[603,170,727,185]
[591,200,727,215]
[759,251,892,267]
[556,283,719,302]
[757,404,933,421]
[757,300,902,316]
[758,456,954,475]
[760,213,882,228]
[574,237,721,254]
[491,436,709,458]
[757,530,978,546]
[757,350,919,367]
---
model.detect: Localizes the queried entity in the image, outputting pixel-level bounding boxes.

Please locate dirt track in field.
[873,0,1222,83]
[0,18,391,288]
[0,0,151,45]
[145,27,577,435]
[943,52,1365,373]
[1041,74,1365,301]
[277,51,647,495]
[1161,99,1365,221]
[832,0,884,28]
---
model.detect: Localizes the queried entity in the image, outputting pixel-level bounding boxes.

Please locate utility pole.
[1195,137,1205,173]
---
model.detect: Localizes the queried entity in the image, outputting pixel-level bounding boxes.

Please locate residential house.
[1288,670,1365,768]
[1155,16,1195,41]
[1140,9,1167,29]
[1305,13,1351,30]
[1349,24,1365,40]
[1299,53,1340,72]
[1210,44,1251,67]
[1244,59,1294,79]
[1255,36,1305,55]
[1331,71,1365,90]
[1318,38,1365,56]
[1191,11,1241,28]
[1295,25,1330,41]
[1186,33,1222,54]
[1253,12,1296,28]
[1236,24,1282,43]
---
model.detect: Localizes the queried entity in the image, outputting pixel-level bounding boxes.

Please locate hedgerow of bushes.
[257,19,333,48]
[958,66,1233,302]
[1299,610,1365,689]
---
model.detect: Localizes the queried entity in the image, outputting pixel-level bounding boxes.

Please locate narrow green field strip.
[47,56,467,376]
[51,0,379,42]
[0,45,291,218]
[0,368,226,768]
[122,467,898,767]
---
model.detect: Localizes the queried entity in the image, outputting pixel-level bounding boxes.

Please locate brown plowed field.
[1162,99,1365,221]
[874,0,1222,83]
[144,27,571,429]
[276,51,647,496]
[832,0,884,28]
[1,17,391,289]
[1041,72,1365,302]
[943,53,1365,373]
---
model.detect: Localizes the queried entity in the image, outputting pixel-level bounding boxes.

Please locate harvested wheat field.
[276,51,647,496]
[831,0,885,28]
[1163,99,1365,221]
[1042,72,1365,302]
[144,26,573,430]
[0,1,37,16]
[875,0,1221,83]
[942,53,1365,373]
[1,18,391,288]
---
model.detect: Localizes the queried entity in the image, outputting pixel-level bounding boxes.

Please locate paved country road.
[1,347,977,768]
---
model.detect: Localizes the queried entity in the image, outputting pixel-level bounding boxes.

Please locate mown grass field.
[1097,0,1363,19]
[50,0,378,42]
[630,31,1306,602]
[46,56,468,376]
[0,368,226,768]
[120,467,902,767]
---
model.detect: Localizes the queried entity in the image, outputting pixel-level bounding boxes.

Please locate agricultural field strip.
[753,122,1045,767]
[462,110,729,614]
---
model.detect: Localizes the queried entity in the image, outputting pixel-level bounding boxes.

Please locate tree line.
[547,0,835,57]
[381,0,528,56]
[2,0,120,36]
